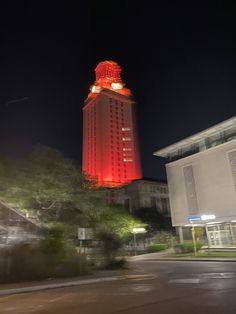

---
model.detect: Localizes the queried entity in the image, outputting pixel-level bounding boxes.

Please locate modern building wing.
[154,116,236,248]
[154,116,236,161]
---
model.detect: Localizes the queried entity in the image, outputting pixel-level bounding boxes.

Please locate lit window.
[122,127,131,131]
[122,137,131,141]
[123,148,132,151]
[123,158,133,162]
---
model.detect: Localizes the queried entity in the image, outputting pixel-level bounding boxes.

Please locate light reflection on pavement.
[1,261,236,313]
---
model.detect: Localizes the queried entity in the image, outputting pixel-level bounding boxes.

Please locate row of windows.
[109,98,124,106]
[110,106,124,112]
[145,186,168,193]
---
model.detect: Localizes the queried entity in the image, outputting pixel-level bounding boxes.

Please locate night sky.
[0,1,236,180]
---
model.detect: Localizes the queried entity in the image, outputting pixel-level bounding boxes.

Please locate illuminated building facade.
[154,116,236,247]
[82,61,142,187]
[105,178,170,216]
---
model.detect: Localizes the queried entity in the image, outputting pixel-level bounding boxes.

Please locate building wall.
[108,180,170,215]
[166,139,236,226]
[83,90,142,186]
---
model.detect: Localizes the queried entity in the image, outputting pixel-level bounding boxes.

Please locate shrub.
[98,232,122,261]
[101,258,127,270]
[147,244,167,253]
[0,225,91,283]
[174,241,203,253]
[1,242,48,282]
[152,231,173,248]
[41,224,67,260]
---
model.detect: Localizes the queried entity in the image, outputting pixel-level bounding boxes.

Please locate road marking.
[199,272,236,279]
[122,274,157,281]
[168,272,236,284]
[169,278,200,284]
[49,295,68,302]
[132,284,154,292]
[2,307,17,312]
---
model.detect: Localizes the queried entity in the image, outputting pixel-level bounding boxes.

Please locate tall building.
[82,61,142,187]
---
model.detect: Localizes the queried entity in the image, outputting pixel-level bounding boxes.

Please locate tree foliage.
[94,205,142,240]
[133,207,172,233]
[0,146,142,243]
[0,145,87,223]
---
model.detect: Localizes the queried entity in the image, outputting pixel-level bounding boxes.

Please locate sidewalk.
[0,268,135,297]
[127,249,236,262]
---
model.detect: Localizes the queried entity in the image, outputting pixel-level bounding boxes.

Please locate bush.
[0,242,46,282]
[101,258,127,270]
[151,231,173,248]
[147,244,167,253]
[0,241,91,283]
[0,224,91,283]
[98,232,122,263]
[174,241,203,253]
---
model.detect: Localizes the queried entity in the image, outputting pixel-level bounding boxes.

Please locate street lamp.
[131,227,146,256]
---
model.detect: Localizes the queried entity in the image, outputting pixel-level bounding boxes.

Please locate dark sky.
[0,1,236,179]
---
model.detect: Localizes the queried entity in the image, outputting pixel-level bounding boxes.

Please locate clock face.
[111,82,123,90]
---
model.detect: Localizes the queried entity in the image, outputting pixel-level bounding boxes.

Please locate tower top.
[88,60,131,98]
[95,61,122,82]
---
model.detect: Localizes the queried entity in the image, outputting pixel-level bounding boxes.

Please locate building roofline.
[83,88,134,108]
[153,116,236,158]
[132,177,167,184]
[0,200,41,230]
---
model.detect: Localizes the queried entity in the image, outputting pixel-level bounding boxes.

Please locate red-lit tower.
[82,61,142,187]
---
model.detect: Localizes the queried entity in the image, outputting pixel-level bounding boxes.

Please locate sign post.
[78,228,94,254]
[187,215,201,257]
[191,226,197,256]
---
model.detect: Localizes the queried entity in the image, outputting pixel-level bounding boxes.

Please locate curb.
[129,257,236,262]
[0,276,125,297]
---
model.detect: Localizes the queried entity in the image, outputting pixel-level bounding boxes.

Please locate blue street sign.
[187,215,201,222]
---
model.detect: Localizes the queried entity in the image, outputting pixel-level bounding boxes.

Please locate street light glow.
[132,227,146,234]
[201,214,216,221]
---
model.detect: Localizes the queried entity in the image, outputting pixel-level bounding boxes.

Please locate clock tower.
[82,61,142,187]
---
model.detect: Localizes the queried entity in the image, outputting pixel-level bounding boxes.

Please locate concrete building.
[105,178,170,216]
[154,116,236,248]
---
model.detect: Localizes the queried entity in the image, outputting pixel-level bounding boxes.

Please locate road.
[1,259,236,313]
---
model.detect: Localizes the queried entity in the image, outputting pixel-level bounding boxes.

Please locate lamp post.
[191,225,197,257]
[188,214,216,256]
[132,227,146,256]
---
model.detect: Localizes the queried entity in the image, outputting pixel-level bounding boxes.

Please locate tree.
[133,207,172,234]
[85,204,143,265]
[0,146,143,254]
[0,145,86,223]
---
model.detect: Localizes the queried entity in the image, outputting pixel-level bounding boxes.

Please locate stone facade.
[105,179,170,215]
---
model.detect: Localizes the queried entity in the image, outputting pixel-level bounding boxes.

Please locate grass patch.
[170,251,236,258]
[147,244,167,253]
[198,251,236,258]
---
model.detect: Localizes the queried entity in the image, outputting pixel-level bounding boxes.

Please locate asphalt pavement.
[1,254,236,313]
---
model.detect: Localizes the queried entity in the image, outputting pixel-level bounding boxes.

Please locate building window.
[122,137,131,141]
[122,127,131,131]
